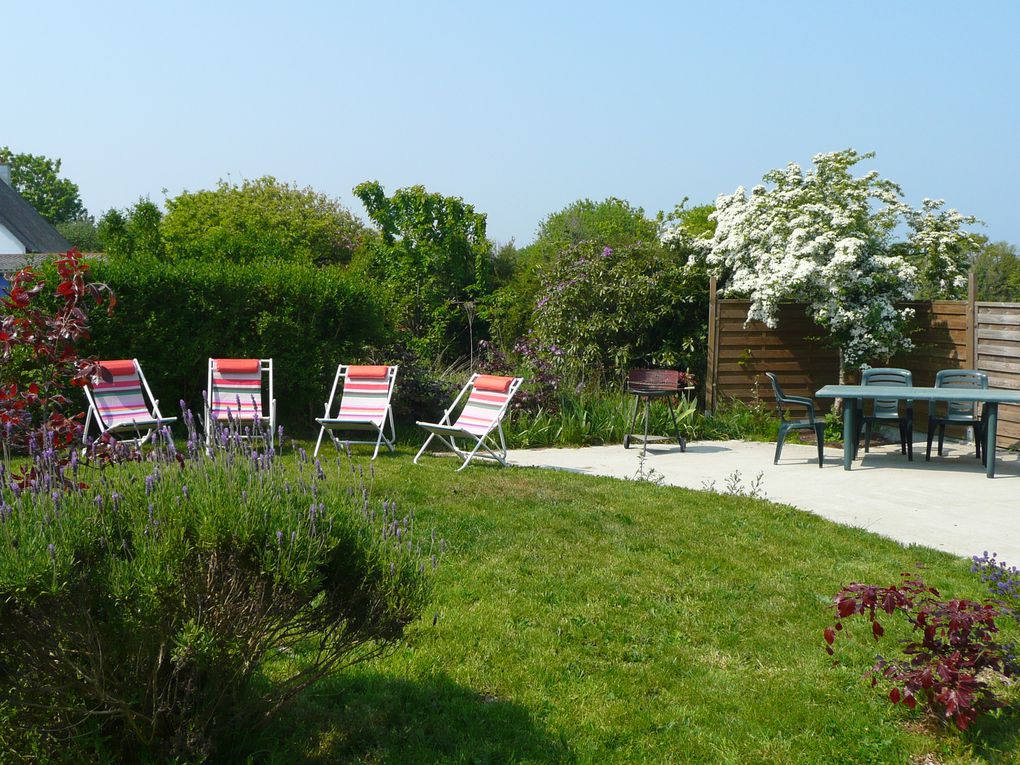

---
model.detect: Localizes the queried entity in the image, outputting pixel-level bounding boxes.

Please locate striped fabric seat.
[414,373,523,471]
[453,376,515,435]
[314,364,398,459]
[92,360,159,429]
[210,358,266,421]
[334,366,391,426]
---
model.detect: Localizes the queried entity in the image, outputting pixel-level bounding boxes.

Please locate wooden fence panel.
[976,302,1020,449]
[705,291,1020,450]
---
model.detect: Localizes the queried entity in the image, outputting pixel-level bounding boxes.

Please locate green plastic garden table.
[815,384,1020,478]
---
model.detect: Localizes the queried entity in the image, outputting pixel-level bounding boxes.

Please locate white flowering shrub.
[664,149,979,370]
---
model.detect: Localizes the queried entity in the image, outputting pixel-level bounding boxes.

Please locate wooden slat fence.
[976,302,1020,447]
[704,277,1020,449]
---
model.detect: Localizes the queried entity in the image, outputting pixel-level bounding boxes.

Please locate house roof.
[0,180,70,254]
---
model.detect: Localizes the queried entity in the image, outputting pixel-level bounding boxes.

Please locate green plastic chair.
[856,367,913,461]
[926,369,987,461]
[765,372,824,467]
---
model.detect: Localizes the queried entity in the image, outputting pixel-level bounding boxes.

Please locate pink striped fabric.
[210,358,264,421]
[454,384,513,436]
[335,368,393,426]
[92,360,157,429]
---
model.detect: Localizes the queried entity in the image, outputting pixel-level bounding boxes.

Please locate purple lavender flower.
[181,485,189,500]
[47,543,55,561]
[276,530,284,545]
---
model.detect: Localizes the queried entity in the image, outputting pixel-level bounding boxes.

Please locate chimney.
[0,162,10,186]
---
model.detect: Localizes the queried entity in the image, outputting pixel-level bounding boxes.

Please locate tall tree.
[0,147,86,224]
[681,149,979,373]
[353,181,491,359]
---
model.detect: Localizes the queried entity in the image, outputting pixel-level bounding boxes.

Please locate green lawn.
[249,447,1018,764]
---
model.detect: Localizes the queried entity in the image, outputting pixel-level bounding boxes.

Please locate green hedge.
[87,256,390,430]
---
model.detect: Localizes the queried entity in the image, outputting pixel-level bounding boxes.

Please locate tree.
[353,181,491,359]
[677,149,979,372]
[0,147,87,224]
[531,240,707,381]
[161,177,365,265]
[489,197,663,349]
[97,199,166,259]
[971,240,1020,301]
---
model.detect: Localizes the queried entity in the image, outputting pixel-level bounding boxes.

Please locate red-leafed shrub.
[824,571,1015,730]
[0,249,114,452]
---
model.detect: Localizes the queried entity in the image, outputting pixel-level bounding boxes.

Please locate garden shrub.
[161,176,366,265]
[0,419,434,761]
[824,571,1016,730]
[86,255,391,431]
[531,240,708,384]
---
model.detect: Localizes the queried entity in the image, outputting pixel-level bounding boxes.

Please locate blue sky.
[5,1,1018,245]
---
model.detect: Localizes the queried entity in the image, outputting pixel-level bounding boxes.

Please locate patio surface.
[507,438,1020,563]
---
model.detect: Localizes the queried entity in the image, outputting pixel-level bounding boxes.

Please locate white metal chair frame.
[314,364,398,459]
[413,373,524,472]
[82,358,177,447]
[204,358,276,450]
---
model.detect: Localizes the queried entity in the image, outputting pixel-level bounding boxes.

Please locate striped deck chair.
[83,359,177,446]
[205,358,276,448]
[414,373,524,471]
[314,364,398,459]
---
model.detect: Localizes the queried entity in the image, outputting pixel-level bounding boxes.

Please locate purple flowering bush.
[477,337,563,414]
[530,240,708,383]
[0,413,435,761]
[973,553,1020,634]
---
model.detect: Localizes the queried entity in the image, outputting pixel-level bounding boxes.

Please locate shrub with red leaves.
[824,571,1014,730]
[0,249,114,452]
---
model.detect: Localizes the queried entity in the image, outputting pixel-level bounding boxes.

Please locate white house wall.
[0,223,26,256]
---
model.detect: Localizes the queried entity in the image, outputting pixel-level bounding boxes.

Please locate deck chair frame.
[83,358,177,447]
[204,358,276,450]
[314,364,398,459]
[413,373,524,471]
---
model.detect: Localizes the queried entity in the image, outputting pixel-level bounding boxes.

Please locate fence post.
[706,276,718,413]
[967,270,976,368]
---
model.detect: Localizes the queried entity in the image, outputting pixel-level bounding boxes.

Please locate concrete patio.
[507,438,1020,563]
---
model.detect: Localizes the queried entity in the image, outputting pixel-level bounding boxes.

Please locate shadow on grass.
[965,707,1020,764]
[245,671,573,765]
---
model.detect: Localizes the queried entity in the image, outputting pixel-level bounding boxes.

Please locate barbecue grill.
[623,368,694,455]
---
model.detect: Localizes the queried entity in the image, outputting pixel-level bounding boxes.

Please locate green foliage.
[972,240,1020,301]
[0,437,433,761]
[498,390,776,449]
[531,240,708,381]
[530,197,659,261]
[86,256,390,428]
[0,146,87,224]
[487,197,662,346]
[161,177,365,265]
[353,181,492,359]
[97,197,166,259]
[54,218,102,251]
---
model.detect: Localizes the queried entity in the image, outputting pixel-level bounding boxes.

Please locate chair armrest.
[783,395,815,409]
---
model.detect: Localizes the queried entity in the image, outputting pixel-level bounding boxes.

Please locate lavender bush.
[0,411,436,761]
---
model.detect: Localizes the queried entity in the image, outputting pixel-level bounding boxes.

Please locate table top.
[816,384,1020,404]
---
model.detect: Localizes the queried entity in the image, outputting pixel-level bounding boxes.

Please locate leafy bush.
[0,420,434,761]
[86,255,390,430]
[824,571,1016,730]
[972,552,1020,624]
[485,197,664,354]
[162,177,366,265]
[531,241,708,383]
[0,249,114,451]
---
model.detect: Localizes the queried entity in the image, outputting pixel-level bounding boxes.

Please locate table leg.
[985,402,998,479]
[842,398,855,471]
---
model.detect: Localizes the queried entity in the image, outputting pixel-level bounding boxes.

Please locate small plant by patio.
[0,424,434,761]
[824,571,1016,730]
